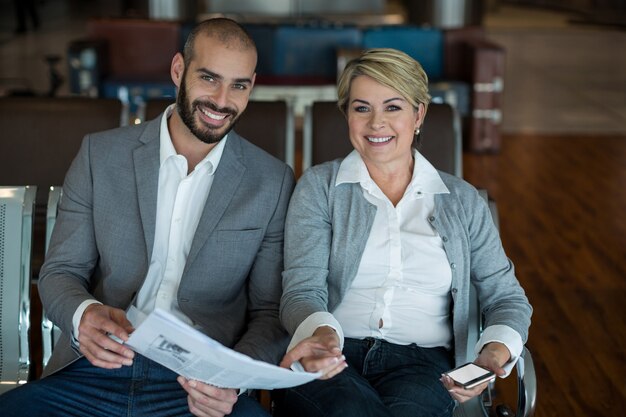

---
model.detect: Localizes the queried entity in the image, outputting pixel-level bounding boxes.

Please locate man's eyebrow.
[197,68,223,81]
[196,68,252,84]
[233,77,253,85]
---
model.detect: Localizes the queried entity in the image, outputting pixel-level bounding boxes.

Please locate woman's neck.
[364,155,414,207]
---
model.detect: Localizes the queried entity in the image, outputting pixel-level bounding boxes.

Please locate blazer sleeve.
[38,135,100,336]
[232,165,296,364]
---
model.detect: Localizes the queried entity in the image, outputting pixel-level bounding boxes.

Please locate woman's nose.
[369,111,385,129]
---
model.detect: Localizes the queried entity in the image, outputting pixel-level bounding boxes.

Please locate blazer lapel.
[133,118,161,256]
[185,133,246,269]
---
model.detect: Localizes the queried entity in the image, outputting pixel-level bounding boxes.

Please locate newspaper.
[125,307,320,390]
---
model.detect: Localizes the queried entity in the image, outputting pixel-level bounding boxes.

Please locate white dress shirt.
[333,149,453,348]
[72,104,227,338]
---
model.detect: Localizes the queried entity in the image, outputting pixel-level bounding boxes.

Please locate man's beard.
[176,76,240,145]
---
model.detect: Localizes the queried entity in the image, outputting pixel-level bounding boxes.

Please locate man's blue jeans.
[0,354,270,417]
[277,338,455,417]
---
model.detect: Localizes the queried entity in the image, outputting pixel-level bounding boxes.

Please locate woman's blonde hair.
[337,48,431,116]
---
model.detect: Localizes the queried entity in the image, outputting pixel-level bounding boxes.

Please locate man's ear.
[171,53,185,88]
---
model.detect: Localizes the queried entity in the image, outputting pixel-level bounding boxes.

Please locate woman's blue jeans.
[0,354,270,417]
[277,337,455,417]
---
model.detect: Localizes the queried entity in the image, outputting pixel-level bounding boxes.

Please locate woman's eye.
[353,106,369,113]
[386,105,401,111]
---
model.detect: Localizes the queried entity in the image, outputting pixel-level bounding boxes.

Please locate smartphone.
[444,362,495,389]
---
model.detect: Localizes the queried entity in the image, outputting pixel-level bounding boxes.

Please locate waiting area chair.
[302,101,462,177]
[0,186,36,394]
[142,99,296,169]
[41,187,63,368]
[0,97,123,379]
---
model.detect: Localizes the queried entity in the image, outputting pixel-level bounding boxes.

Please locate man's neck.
[168,110,216,173]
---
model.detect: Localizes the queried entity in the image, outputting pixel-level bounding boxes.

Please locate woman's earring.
[415,127,421,135]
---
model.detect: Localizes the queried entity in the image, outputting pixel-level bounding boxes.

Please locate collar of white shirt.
[335,148,450,196]
[159,103,228,174]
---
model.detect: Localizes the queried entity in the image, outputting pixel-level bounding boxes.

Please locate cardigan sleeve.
[280,167,335,335]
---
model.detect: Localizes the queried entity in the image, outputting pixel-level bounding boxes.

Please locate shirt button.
[450,263,456,269]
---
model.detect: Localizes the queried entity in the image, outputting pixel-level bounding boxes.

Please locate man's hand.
[178,377,238,417]
[441,342,511,403]
[78,304,135,369]
[279,326,347,380]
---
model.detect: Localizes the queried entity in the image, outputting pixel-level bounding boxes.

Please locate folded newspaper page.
[125,308,320,390]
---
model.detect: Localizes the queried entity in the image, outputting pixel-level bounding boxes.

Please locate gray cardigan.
[280,159,532,366]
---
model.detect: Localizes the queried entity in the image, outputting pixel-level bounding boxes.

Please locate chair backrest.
[0,186,36,394]
[303,101,462,177]
[41,187,63,369]
[143,99,295,168]
[142,97,174,122]
[0,97,123,205]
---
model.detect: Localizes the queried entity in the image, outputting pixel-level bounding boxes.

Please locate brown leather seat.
[0,96,122,277]
[0,97,123,202]
[304,101,462,177]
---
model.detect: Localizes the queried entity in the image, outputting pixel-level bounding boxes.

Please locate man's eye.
[202,75,215,82]
[232,83,247,90]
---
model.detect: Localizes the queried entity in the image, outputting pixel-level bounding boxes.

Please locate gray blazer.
[280,159,532,366]
[39,116,295,376]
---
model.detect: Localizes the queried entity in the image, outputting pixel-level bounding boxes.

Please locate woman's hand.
[475,342,511,377]
[177,377,238,417]
[279,326,347,379]
[441,342,511,403]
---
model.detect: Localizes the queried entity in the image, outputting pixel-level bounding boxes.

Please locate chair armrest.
[516,347,537,417]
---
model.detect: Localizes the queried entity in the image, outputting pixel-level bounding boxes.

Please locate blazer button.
[451,288,458,294]
[429,216,436,222]
[442,236,448,242]
[450,263,456,269]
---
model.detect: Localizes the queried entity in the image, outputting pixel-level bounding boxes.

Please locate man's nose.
[212,85,229,109]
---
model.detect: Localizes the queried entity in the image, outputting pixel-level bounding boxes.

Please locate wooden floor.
[463,134,626,416]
